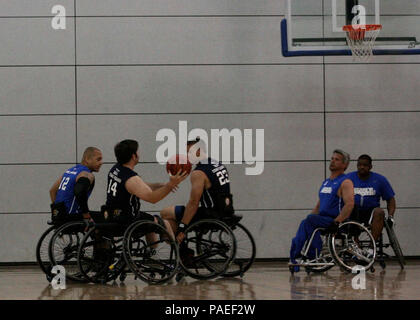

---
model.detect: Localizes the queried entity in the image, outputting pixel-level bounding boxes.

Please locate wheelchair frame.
[289,221,377,274]
[374,217,406,270]
[40,210,256,284]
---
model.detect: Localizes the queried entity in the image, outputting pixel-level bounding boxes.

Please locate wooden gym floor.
[0,261,418,300]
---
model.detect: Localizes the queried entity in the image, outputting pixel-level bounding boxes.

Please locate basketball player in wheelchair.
[347,154,405,269]
[161,138,253,280]
[36,147,103,282]
[76,139,189,284]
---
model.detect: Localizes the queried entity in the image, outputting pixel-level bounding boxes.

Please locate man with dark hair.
[105,139,188,228]
[49,147,103,222]
[347,154,396,241]
[289,149,355,273]
[160,137,234,244]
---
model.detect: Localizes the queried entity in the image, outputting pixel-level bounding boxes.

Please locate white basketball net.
[344,25,382,61]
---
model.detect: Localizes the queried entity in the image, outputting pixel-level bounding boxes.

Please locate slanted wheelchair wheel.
[384,219,405,269]
[49,221,89,282]
[36,225,57,280]
[305,233,335,273]
[77,226,127,284]
[123,220,179,285]
[222,223,256,278]
[329,221,376,273]
[180,219,236,280]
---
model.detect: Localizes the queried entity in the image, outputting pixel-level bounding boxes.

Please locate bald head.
[82,147,101,162]
[81,147,103,172]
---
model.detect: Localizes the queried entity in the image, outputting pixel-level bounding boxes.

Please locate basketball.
[166,154,192,176]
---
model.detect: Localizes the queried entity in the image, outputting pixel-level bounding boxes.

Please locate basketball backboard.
[281,0,420,57]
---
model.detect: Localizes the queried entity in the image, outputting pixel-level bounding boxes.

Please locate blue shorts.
[174,206,211,224]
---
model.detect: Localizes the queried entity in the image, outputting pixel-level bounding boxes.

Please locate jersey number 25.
[216,169,230,185]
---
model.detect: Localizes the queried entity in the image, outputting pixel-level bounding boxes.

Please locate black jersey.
[105,163,141,221]
[194,158,233,215]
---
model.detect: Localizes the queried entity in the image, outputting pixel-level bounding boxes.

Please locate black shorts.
[101,205,155,225]
[174,206,214,224]
[350,207,375,226]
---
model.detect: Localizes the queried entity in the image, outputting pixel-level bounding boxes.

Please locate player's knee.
[160,206,175,220]
[305,214,318,224]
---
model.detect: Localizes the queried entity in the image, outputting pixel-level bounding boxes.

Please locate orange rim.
[343,25,381,41]
[343,24,382,32]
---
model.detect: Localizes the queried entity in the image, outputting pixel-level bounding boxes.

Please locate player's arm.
[49,176,62,202]
[145,182,179,193]
[180,171,207,226]
[334,179,354,223]
[386,197,396,217]
[311,200,320,214]
[146,182,165,191]
[126,170,188,204]
[74,171,95,219]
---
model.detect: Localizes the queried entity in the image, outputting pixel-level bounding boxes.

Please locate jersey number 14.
[107,179,118,197]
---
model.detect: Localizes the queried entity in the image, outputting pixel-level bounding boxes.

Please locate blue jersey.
[194,158,231,210]
[54,164,92,214]
[346,171,395,209]
[318,174,348,218]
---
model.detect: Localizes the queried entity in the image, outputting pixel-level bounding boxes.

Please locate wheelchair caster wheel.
[119,273,127,282]
[379,261,386,269]
[370,267,375,273]
[289,266,295,274]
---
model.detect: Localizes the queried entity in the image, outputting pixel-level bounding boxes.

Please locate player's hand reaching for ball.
[168,169,189,188]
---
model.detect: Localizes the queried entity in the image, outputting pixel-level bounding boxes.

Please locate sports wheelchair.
[348,209,406,270]
[289,221,377,274]
[76,220,179,285]
[47,207,179,285]
[175,194,256,281]
[36,202,88,282]
[371,217,405,270]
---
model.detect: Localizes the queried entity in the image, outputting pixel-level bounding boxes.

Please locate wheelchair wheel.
[77,226,127,284]
[36,226,56,280]
[384,219,405,269]
[222,223,256,278]
[123,220,179,284]
[305,233,335,273]
[180,219,236,280]
[329,221,376,273]
[49,221,89,282]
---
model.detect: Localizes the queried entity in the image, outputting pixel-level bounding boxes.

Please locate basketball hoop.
[343,24,382,61]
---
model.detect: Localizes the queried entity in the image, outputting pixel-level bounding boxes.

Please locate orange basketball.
[166,154,192,175]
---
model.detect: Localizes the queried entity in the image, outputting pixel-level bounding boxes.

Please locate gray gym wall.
[0,1,419,263]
